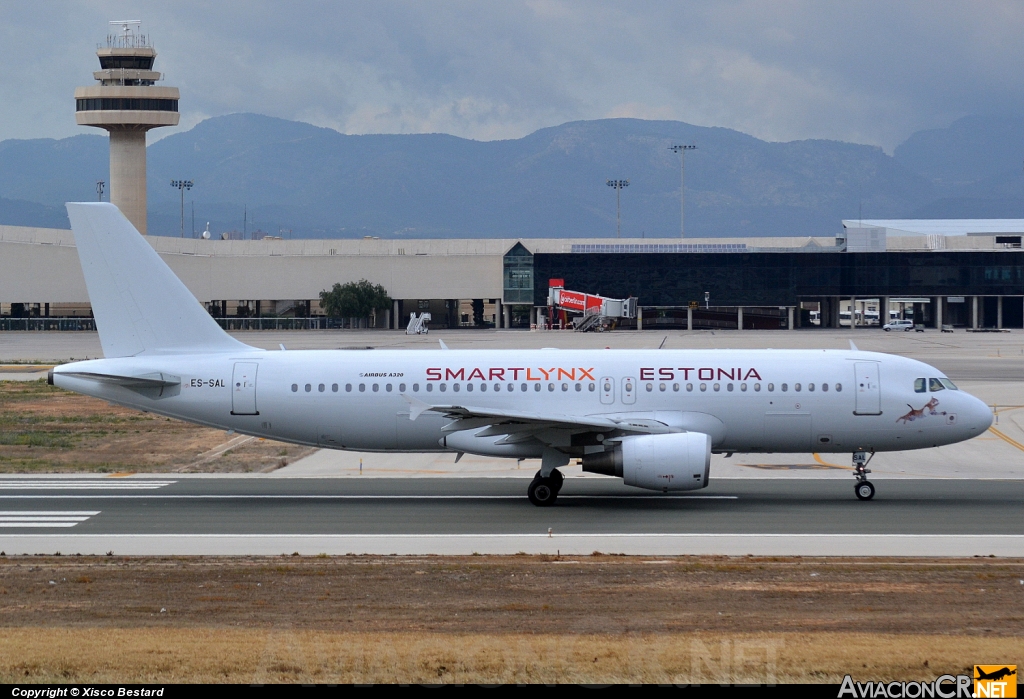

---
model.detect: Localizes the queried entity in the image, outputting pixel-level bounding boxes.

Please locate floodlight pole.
[96,180,105,202]
[606,179,630,238]
[669,145,696,238]
[170,179,194,238]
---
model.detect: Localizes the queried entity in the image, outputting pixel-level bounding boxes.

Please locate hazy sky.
[2,1,1022,151]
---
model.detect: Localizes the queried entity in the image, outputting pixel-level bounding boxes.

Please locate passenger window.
[426,384,433,392]
[318,384,325,392]
[562,383,569,392]
[494,384,500,392]
[439,384,447,392]
[822,383,828,392]
[359,384,366,392]
[727,383,734,392]
[794,383,801,392]
[673,383,680,392]
[372,384,379,392]
[412,383,419,392]
[929,378,945,392]
[659,383,666,392]
[453,384,460,392]
[305,384,312,392]
[522,383,528,392]
[575,383,582,392]
[548,383,555,392]
[332,383,339,392]
[808,383,814,392]
[740,383,747,392]
[687,383,693,392]
[713,383,720,392]
[399,383,405,392]
[835,384,842,392]
[700,383,707,392]
[767,383,774,392]
[914,378,926,393]
[386,384,392,392]
[754,383,760,392]
[465,383,472,392]
[534,383,541,392]
[510,384,516,392]
[480,383,487,392]
[291,384,298,392]
[646,383,653,392]
[781,383,788,392]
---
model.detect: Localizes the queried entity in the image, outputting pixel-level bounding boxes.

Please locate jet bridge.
[547,279,637,332]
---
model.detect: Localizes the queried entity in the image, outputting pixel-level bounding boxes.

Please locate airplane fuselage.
[53,347,992,457]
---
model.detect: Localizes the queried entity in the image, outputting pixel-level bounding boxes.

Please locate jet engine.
[582,432,711,491]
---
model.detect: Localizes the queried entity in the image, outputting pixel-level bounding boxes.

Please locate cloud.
[1,1,1022,150]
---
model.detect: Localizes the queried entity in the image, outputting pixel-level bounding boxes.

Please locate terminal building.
[2,222,1023,331]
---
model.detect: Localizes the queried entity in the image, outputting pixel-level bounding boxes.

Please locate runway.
[0,476,1021,556]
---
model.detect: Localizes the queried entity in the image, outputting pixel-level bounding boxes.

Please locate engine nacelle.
[582,432,711,491]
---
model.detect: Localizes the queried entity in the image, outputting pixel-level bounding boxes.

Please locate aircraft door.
[854,362,882,415]
[600,377,615,405]
[621,377,636,405]
[231,362,259,415]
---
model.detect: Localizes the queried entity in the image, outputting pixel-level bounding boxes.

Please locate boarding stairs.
[406,312,431,335]
[547,279,637,332]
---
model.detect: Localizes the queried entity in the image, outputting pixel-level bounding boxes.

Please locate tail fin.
[66,203,252,357]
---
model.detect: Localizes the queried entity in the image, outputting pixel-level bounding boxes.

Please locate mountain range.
[0,113,1021,238]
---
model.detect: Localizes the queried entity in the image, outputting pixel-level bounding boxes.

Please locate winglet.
[849,340,859,351]
[439,339,449,350]
[401,393,433,420]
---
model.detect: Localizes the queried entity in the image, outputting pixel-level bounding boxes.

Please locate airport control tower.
[74,21,179,235]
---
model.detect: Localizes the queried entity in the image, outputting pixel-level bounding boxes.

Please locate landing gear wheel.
[534,469,565,492]
[855,481,875,501]
[528,477,558,507]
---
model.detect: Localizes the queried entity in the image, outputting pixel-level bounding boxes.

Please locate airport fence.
[0,317,383,331]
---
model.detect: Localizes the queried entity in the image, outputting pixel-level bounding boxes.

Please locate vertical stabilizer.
[66,202,252,357]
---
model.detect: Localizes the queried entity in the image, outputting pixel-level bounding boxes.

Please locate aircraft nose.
[964,394,993,434]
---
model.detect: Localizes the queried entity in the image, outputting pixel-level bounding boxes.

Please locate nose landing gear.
[852,450,875,500]
[528,468,564,507]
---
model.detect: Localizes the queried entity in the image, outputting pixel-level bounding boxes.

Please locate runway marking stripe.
[0,511,100,528]
[5,533,1021,539]
[0,511,100,515]
[988,426,1024,453]
[0,494,739,500]
[0,523,82,528]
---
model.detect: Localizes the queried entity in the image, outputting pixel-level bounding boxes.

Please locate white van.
[883,319,914,332]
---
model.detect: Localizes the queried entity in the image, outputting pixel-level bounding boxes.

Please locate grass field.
[0,555,1020,683]
[0,380,312,472]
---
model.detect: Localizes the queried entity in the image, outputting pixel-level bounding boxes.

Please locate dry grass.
[0,629,1018,683]
[0,556,1022,683]
[0,380,312,472]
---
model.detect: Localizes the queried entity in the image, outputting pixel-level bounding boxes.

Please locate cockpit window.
[939,378,958,390]
[928,378,945,392]
[914,378,926,393]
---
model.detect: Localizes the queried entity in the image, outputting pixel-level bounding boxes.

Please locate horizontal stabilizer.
[65,203,252,357]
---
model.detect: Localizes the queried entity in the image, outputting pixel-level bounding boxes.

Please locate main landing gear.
[528,469,564,507]
[853,450,875,501]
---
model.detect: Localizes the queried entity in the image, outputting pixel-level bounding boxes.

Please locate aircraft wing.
[401,394,679,436]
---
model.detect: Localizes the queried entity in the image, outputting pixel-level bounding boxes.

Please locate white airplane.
[51,203,993,506]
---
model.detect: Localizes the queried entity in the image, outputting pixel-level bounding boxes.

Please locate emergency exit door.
[231,362,259,415]
[853,362,881,415]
